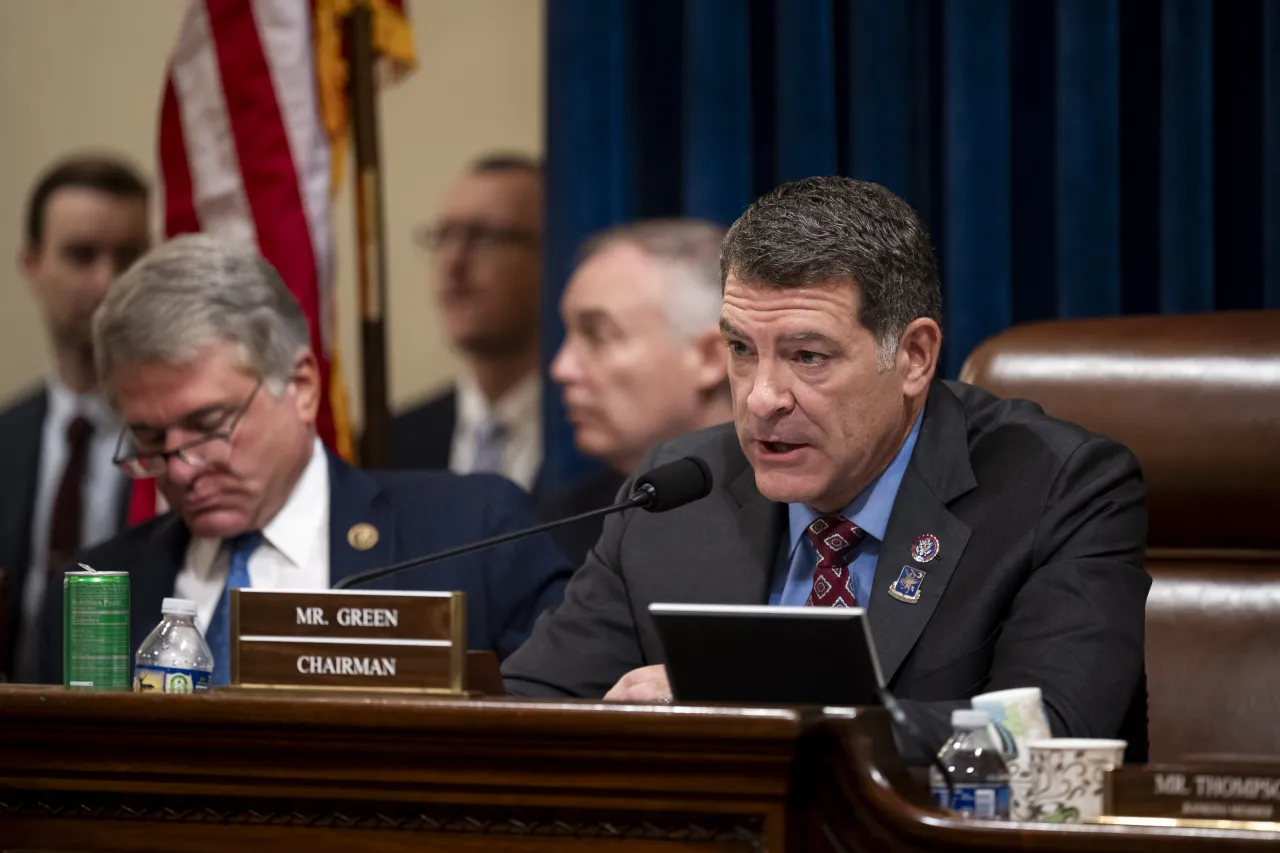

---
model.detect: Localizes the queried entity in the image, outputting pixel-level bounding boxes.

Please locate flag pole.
[347,2,391,469]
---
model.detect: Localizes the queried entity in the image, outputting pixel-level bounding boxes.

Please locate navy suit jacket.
[0,387,129,678]
[37,452,573,683]
[392,386,555,500]
[390,387,456,471]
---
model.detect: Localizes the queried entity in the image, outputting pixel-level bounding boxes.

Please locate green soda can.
[63,570,131,691]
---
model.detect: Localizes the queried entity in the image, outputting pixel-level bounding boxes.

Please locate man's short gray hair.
[94,233,311,401]
[578,218,726,340]
[720,176,942,369]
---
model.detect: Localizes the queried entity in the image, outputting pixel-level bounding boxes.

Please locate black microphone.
[332,456,713,590]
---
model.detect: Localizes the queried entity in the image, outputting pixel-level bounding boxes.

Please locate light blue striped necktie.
[471,417,507,474]
[205,531,263,686]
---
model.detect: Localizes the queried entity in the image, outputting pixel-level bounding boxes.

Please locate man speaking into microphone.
[37,235,572,685]
[502,176,1151,762]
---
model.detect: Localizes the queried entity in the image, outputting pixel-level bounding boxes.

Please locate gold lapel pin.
[347,523,379,551]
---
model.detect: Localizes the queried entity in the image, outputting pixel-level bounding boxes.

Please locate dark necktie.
[206,531,263,686]
[803,515,866,607]
[47,415,94,572]
[471,417,507,474]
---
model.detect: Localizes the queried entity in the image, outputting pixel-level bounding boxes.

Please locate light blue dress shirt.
[769,408,924,607]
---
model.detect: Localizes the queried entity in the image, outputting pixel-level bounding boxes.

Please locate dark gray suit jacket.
[501,380,1151,764]
[0,387,129,679]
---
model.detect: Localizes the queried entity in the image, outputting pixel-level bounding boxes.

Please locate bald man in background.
[540,219,734,566]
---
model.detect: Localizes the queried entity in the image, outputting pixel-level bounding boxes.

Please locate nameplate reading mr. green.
[296,605,401,628]
[230,589,466,693]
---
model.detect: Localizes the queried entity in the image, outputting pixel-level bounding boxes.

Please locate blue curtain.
[541,0,1280,491]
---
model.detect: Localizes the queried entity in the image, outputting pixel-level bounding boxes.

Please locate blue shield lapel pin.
[888,565,926,603]
[911,533,940,563]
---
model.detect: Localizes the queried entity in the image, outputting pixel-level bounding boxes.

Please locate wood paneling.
[0,687,1275,851]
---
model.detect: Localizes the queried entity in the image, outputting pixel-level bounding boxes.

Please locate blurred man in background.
[39,235,571,685]
[540,219,734,565]
[0,154,149,682]
[392,155,544,493]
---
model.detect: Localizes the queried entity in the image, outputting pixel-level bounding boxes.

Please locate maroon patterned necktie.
[804,515,866,607]
[47,415,94,573]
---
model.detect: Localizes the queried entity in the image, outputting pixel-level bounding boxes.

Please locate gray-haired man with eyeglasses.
[36,234,572,685]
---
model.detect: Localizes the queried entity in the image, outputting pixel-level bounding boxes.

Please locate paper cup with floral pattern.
[1026,738,1126,823]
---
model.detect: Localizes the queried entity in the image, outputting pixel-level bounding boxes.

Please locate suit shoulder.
[633,422,743,483]
[389,387,457,469]
[538,468,628,519]
[370,466,531,509]
[647,421,737,457]
[0,386,47,430]
[943,379,1138,470]
[393,387,457,427]
[76,515,185,567]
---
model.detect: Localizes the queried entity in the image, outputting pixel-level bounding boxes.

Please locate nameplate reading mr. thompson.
[1108,763,1280,821]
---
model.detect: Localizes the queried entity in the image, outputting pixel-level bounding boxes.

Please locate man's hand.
[603,664,672,703]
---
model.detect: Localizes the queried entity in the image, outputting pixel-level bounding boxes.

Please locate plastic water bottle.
[133,598,214,693]
[930,708,1011,820]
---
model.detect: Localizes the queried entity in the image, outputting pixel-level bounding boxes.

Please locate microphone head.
[631,456,713,512]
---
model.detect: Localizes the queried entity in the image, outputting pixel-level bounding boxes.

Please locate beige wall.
[0,0,544,423]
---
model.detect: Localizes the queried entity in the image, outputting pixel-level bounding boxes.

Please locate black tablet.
[649,603,886,707]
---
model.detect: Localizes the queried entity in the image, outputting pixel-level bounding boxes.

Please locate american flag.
[129,0,413,524]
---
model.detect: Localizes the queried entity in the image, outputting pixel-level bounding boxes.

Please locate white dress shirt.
[449,370,542,491]
[175,437,330,633]
[14,375,126,681]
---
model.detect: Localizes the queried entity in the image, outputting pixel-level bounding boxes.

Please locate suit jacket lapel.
[727,449,785,605]
[326,453,395,587]
[868,381,977,684]
[128,514,192,650]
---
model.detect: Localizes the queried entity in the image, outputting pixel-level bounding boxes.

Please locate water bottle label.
[134,665,210,694]
[931,784,1011,819]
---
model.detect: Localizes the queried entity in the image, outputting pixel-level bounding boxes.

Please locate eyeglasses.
[112,381,262,479]
[413,221,539,252]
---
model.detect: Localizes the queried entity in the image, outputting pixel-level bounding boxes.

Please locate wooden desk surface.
[0,687,1275,852]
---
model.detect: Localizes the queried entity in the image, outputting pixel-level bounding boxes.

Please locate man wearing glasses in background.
[391,155,545,494]
[36,234,571,685]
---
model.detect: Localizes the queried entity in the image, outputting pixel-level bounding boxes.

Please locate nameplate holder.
[1106,762,1280,823]
[230,589,467,694]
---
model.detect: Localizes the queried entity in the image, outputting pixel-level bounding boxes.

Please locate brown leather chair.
[959,310,1280,762]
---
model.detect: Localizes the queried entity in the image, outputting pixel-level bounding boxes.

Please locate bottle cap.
[951,708,990,729]
[161,597,198,616]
